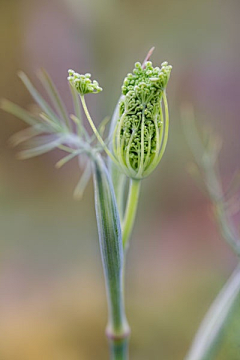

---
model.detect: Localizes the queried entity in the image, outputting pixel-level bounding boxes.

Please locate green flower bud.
[68,69,102,95]
[112,61,172,180]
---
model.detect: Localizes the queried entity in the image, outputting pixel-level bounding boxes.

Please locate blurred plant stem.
[205,169,240,255]
[122,179,141,250]
[185,264,240,360]
[182,104,240,360]
[109,338,129,360]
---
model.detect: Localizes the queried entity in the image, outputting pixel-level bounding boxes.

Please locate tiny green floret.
[68,69,102,95]
[113,61,172,179]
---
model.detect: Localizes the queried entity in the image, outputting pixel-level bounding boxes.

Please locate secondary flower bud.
[68,69,102,95]
[112,61,172,179]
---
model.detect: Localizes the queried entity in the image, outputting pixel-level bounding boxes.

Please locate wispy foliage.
[182,104,240,255]
[1,70,104,198]
[182,105,240,360]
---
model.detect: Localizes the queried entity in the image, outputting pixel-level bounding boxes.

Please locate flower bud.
[68,69,102,95]
[112,61,172,179]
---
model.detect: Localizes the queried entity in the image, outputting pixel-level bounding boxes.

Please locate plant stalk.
[122,179,141,250]
[93,156,130,359]
[185,264,240,360]
[80,95,118,165]
[108,336,130,360]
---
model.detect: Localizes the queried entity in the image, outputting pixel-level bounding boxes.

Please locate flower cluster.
[113,61,172,179]
[68,70,102,95]
[121,61,171,98]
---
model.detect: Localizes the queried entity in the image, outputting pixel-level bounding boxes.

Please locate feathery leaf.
[38,69,70,128]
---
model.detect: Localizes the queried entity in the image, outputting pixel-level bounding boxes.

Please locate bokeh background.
[0,0,240,359]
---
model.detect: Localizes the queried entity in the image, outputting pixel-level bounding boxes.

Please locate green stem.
[185,264,240,360]
[93,157,130,359]
[108,337,130,360]
[144,91,169,177]
[80,95,119,165]
[122,179,141,250]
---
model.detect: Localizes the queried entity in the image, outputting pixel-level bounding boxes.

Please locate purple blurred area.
[0,0,240,359]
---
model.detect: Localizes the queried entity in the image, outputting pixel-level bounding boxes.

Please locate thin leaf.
[38,69,70,129]
[22,134,60,147]
[58,144,75,153]
[225,170,240,200]
[186,162,209,197]
[69,83,82,123]
[70,114,89,139]
[207,133,222,164]
[18,135,64,159]
[1,99,41,127]
[55,150,84,168]
[181,103,206,166]
[9,126,43,147]
[40,113,63,132]
[88,118,110,144]
[73,161,91,199]
[18,71,62,126]
[225,195,240,216]
[98,116,110,137]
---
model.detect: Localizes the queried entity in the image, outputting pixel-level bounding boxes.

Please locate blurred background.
[0,0,240,359]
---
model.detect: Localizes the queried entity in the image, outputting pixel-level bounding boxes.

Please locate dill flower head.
[68,70,102,95]
[112,60,172,180]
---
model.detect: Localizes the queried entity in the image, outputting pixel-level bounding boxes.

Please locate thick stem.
[93,157,130,359]
[105,268,129,335]
[122,179,141,250]
[108,336,130,360]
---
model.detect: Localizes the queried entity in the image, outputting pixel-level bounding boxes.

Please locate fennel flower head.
[112,61,172,180]
[68,70,102,95]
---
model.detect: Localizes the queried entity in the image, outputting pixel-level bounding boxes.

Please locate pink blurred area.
[0,0,240,359]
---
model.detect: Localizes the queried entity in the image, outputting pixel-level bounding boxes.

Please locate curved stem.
[122,179,141,250]
[137,106,146,177]
[144,91,169,177]
[155,91,169,164]
[185,264,240,360]
[204,168,240,256]
[182,105,240,255]
[80,95,118,165]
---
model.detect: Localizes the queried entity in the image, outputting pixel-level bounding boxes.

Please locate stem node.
[106,326,131,341]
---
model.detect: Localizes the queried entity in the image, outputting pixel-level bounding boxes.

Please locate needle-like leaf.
[18,135,65,159]
[73,161,92,199]
[1,99,42,127]
[9,126,43,147]
[69,83,82,123]
[55,149,84,169]
[18,71,63,127]
[38,69,70,128]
